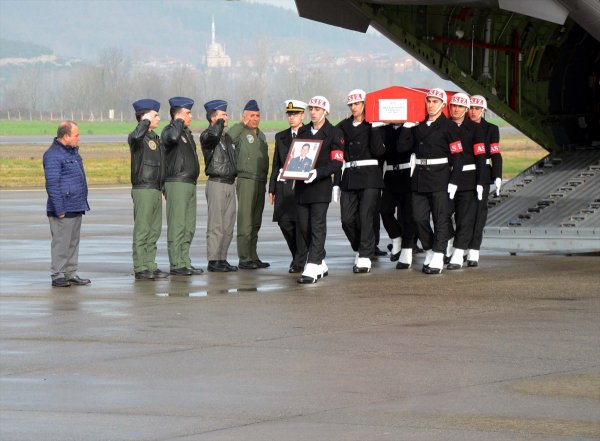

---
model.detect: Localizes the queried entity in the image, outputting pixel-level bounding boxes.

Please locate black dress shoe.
[443,255,451,265]
[387,244,400,262]
[353,265,370,274]
[208,261,228,272]
[466,260,478,267]
[297,275,317,284]
[52,277,71,287]
[135,270,155,280]
[288,265,303,273]
[223,261,238,271]
[187,266,204,275]
[255,260,270,268]
[422,264,429,273]
[396,262,411,270]
[446,263,462,270]
[423,266,442,275]
[152,269,169,278]
[170,267,192,276]
[67,275,91,285]
[373,246,387,257]
[239,261,259,270]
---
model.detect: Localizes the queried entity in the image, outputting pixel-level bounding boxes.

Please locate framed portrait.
[281,139,323,180]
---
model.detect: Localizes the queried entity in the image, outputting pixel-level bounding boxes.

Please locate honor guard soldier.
[411,88,464,274]
[128,99,168,280]
[381,121,417,269]
[446,93,487,270]
[229,99,270,270]
[269,99,308,273]
[161,96,204,276]
[200,99,238,272]
[466,94,503,266]
[336,89,386,273]
[295,95,344,283]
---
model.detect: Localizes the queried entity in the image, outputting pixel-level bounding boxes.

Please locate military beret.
[168,96,194,109]
[243,99,260,111]
[204,99,228,112]
[284,99,307,113]
[132,99,160,113]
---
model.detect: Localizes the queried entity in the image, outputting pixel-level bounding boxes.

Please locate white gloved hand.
[371,122,386,128]
[447,183,458,200]
[277,168,285,182]
[476,185,483,201]
[332,186,340,203]
[494,177,502,196]
[304,169,317,183]
[142,112,153,122]
[403,122,418,128]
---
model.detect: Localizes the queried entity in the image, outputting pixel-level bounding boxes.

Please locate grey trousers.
[48,214,82,280]
[205,180,236,261]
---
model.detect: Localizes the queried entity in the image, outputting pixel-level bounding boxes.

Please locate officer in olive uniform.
[380,121,416,269]
[200,99,238,273]
[128,99,168,280]
[269,99,308,273]
[161,96,203,276]
[466,94,503,267]
[446,93,487,269]
[294,95,344,283]
[410,88,464,274]
[229,100,270,270]
[336,89,386,273]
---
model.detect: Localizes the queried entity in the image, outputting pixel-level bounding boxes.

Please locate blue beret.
[168,96,194,110]
[204,99,228,112]
[243,99,260,111]
[132,99,160,113]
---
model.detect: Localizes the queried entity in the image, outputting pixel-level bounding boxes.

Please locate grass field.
[0,135,546,188]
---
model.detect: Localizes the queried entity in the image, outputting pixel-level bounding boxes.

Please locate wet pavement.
[1,187,599,440]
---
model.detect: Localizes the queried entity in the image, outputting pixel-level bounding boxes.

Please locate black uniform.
[448,118,487,251]
[411,113,464,254]
[336,118,385,258]
[129,119,165,190]
[469,118,503,251]
[269,127,307,270]
[295,120,344,265]
[381,124,415,249]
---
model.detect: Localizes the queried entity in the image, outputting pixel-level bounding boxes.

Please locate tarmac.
[0,186,599,441]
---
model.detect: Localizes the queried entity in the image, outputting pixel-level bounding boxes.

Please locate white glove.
[476,185,483,201]
[403,122,418,128]
[447,183,458,200]
[371,122,386,128]
[494,177,502,196]
[332,186,340,203]
[304,169,317,184]
[277,168,285,182]
[142,112,153,122]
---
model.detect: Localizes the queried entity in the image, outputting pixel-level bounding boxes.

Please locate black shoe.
[466,260,478,267]
[387,244,400,262]
[353,265,370,274]
[423,266,442,275]
[208,261,228,272]
[255,260,270,268]
[52,277,71,287]
[152,269,169,278]
[135,270,155,280]
[446,263,462,270]
[187,266,204,275]
[422,264,429,273]
[297,275,317,284]
[373,246,387,257]
[223,261,238,271]
[396,262,411,270]
[170,267,192,276]
[67,275,91,285]
[443,255,451,265]
[239,261,259,270]
[289,265,303,273]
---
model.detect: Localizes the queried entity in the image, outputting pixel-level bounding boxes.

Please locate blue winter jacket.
[43,138,90,217]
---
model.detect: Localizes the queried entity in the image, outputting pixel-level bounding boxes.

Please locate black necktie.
[292,132,297,138]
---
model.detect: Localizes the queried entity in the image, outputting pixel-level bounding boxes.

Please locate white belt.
[345,159,379,168]
[416,157,448,166]
[462,164,476,171]
[384,162,411,171]
[486,158,492,165]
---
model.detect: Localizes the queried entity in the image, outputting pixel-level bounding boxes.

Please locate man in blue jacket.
[43,121,91,287]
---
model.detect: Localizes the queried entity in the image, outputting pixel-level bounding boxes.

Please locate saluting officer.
[128,99,168,280]
[446,93,487,270]
[411,88,464,274]
[381,121,416,269]
[161,96,204,276]
[268,99,308,273]
[336,89,386,273]
[466,94,503,267]
[294,95,344,283]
